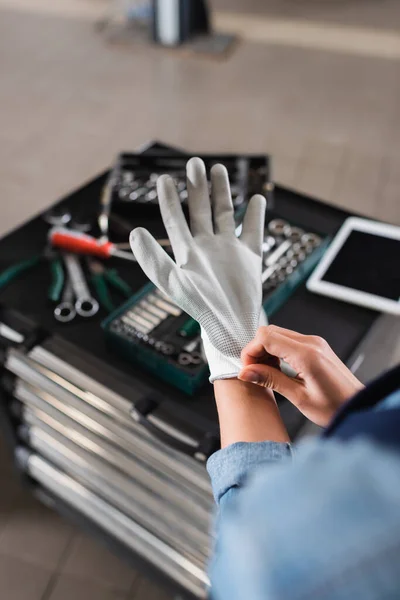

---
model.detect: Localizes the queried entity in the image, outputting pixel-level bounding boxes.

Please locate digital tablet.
[307,217,400,315]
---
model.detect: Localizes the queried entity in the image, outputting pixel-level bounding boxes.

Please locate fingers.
[157,175,192,265]
[238,363,302,400]
[241,326,302,369]
[210,164,235,234]
[240,194,267,254]
[260,325,304,342]
[130,227,178,295]
[186,157,213,236]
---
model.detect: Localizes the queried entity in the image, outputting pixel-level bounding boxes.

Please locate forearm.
[214,379,290,447]
[208,380,292,504]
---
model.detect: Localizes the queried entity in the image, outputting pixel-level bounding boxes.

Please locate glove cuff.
[200,309,268,382]
[201,329,242,383]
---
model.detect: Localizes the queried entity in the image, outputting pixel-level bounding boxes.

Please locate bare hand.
[239,325,364,427]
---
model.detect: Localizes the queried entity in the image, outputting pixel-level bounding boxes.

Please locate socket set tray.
[103,284,207,395]
[102,217,329,395]
[111,152,273,216]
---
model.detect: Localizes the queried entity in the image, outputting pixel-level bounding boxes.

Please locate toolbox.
[0,141,379,599]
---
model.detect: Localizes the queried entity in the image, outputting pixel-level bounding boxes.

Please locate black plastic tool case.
[0,142,378,599]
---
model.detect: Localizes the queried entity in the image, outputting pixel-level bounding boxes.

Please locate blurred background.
[0,0,399,239]
[0,1,399,599]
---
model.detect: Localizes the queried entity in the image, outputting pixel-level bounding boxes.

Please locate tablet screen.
[322,231,400,301]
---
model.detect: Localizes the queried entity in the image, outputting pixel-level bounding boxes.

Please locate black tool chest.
[0,142,378,599]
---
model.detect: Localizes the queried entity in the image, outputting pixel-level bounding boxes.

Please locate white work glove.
[130,157,266,382]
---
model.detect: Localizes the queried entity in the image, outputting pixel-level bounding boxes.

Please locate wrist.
[214,379,290,447]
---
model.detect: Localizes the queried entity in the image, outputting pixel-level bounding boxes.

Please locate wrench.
[54,279,76,323]
[63,253,99,318]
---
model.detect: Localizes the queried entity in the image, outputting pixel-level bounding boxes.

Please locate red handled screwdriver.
[49,227,137,262]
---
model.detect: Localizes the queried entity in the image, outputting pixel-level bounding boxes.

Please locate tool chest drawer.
[0,142,379,599]
[3,338,211,598]
[1,327,215,597]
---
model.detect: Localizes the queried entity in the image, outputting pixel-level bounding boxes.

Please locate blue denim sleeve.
[207,438,400,600]
[206,441,292,504]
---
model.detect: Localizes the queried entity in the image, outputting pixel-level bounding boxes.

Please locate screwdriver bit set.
[103,217,329,395]
[102,283,207,394]
[111,152,273,216]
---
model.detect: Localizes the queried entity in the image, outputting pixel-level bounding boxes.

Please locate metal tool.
[147,294,182,317]
[0,323,24,343]
[178,353,194,366]
[183,336,201,353]
[268,219,287,237]
[189,352,203,365]
[42,208,71,227]
[121,314,150,334]
[54,280,76,323]
[125,310,155,333]
[301,233,321,248]
[98,161,120,243]
[49,227,137,262]
[301,243,314,255]
[284,225,304,242]
[178,352,203,367]
[140,299,168,320]
[262,264,279,284]
[278,256,288,268]
[265,240,292,267]
[134,306,162,327]
[262,236,276,254]
[263,278,278,292]
[157,342,176,356]
[291,243,307,262]
[155,288,182,308]
[88,259,132,313]
[63,254,99,318]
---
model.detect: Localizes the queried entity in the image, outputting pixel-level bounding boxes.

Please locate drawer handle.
[131,395,219,463]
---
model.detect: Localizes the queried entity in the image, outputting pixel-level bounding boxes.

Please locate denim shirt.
[207,388,400,600]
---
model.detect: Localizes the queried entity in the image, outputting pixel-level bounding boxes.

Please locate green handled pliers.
[88,258,132,313]
[0,249,65,303]
[0,255,42,289]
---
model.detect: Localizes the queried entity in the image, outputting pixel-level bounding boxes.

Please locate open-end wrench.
[63,253,99,318]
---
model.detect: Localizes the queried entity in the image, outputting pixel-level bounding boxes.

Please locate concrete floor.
[0,1,399,599]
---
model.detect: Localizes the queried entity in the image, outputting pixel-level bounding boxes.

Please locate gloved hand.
[130,157,266,382]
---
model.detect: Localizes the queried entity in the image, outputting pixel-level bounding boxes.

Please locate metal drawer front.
[6,350,212,500]
[14,381,212,522]
[21,452,209,598]
[30,346,206,459]
[23,416,209,564]
[7,349,210,490]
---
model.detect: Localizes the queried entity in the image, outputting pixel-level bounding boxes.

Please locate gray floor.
[0,0,399,598]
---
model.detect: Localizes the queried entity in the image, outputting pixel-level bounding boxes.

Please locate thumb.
[130,227,177,293]
[238,363,300,399]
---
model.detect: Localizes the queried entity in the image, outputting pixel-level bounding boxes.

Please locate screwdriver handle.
[49,227,114,259]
